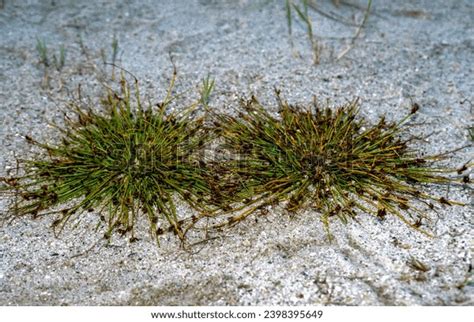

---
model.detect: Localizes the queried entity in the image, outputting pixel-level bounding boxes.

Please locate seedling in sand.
[285,0,321,64]
[200,75,215,109]
[52,44,66,71]
[284,0,373,63]
[35,38,66,71]
[1,75,213,244]
[111,35,119,65]
[36,38,49,67]
[207,92,464,237]
[111,35,119,77]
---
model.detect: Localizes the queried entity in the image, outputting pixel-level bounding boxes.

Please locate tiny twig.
[336,0,372,60]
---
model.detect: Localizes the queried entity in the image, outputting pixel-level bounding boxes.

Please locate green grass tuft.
[200,75,215,109]
[35,38,66,71]
[1,75,213,244]
[36,38,49,67]
[1,75,467,245]
[206,92,463,238]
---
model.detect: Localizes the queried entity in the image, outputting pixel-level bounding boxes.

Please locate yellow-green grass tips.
[1,77,213,244]
[207,93,463,237]
[1,82,467,245]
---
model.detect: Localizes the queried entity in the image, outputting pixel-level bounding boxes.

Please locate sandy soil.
[0,0,472,305]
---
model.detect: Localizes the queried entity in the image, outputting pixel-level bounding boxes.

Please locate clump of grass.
[208,92,463,237]
[1,75,213,244]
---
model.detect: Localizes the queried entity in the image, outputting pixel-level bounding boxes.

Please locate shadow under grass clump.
[1,76,212,244]
[207,92,463,237]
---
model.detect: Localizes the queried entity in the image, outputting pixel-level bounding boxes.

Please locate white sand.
[0,0,472,305]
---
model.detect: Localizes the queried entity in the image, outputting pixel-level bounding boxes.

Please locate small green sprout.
[285,0,293,39]
[112,35,119,65]
[52,44,66,71]
[111,35,119,77]
[1,75,213,244]
[285,0,321,64]
[59,45,66,69]
[36,38,49,67]
[206,92,464,237]
[200,75,215,109]
[35,38,66,71]
[284,0,373,63]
